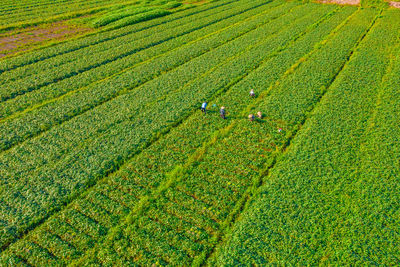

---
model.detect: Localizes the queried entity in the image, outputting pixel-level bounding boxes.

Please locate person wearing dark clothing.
[220,106,226,119]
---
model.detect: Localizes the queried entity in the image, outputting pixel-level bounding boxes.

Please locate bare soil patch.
[318,0,360,5]
[389,1,400,8]
[0,21,92,58]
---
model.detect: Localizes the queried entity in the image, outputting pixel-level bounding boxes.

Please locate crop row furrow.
[107,176,152,198]
[0,0,92,12]
[89,191,129,216]
[136,217,196,259]
[98,184,139,210]
[81,7,376,266]
[0,4,318,251]
[214,9,400,265]
[74,200,117,230]
[0,3,348,263]
[208,7,383,265]
[0,0,141,15]
[172,187,215,214]
[0,0,237,73]
[45,219,94,253]
[0,0,175,29]
[0,7,304,191]
[0,0,125,16]
[71,5,360,264]
[150,207,212,243]
[0,1,294,153]
[1,2,327,207]
[10,238,58,266]
[146,216,207,254]
[61,209,106,240]
[30,229,79,262]
[0,0,286,121]
[0,2,312,185]
[94,118,282,265]
[0,0,254,85]
[0,0,266,103]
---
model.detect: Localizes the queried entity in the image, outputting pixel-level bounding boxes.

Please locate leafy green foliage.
[104,9,172,30]
[0,3,330,254]
[216,9,400,265]
[0,0,235,72]
[91,7,155,28]
[361,0,388,8]
[0,0,399,265]
[0,0,260,104]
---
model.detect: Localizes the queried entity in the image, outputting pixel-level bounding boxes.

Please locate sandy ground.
[389,1,400,8]
[319,0,360,5]
[0,22,92,58]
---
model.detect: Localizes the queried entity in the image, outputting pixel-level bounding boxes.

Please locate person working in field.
[257,111,262,119]
[201,101,207,114]
[248,114,255,121]
[220,106,226,119]
[250,89,255,98]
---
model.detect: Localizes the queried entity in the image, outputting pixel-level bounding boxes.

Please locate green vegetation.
[104,9,173,30]
[90,1,183,28]
[216,9,400,265]
[0,0,198,33]
[91,7,156,28]
[361,0,388,8]
[0,0,399,265]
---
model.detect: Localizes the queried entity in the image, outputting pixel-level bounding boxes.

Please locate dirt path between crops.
[388,1,400,8]
[318,0,360,5]
[0,21,92,58]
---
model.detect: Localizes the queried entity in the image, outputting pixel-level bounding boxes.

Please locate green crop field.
[0,0,399,265]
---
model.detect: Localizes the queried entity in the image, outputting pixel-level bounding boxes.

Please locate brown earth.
[0,21,92,58]
[389,1,400,8]
[318,0,360,5]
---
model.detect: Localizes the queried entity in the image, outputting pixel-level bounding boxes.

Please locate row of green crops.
[79,7,378,266]
[0,0,261,103]
[0,0,187,31]
[0,0,308,188]
[0,0,135,29]
[0,2,334,253]
[0,0,236,72]
[215,9,400,266]
[0,0,281,122]
[2,2,398,266]
[0,3,329,193]
[103,9,172,30]
[256,8,378,125]
[0,0,292,154]
[0,4,366,264]
[88,120,286,266]
[0,0,121,13]
[90,0,183,28]
[0,0,113,16]
[91,7,159,28]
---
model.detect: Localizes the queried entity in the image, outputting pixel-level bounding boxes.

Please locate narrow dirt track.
[318,0,360,6]
[389,1,400,8]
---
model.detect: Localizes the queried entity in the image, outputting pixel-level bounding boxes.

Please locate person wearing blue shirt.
[201,101,207,114]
